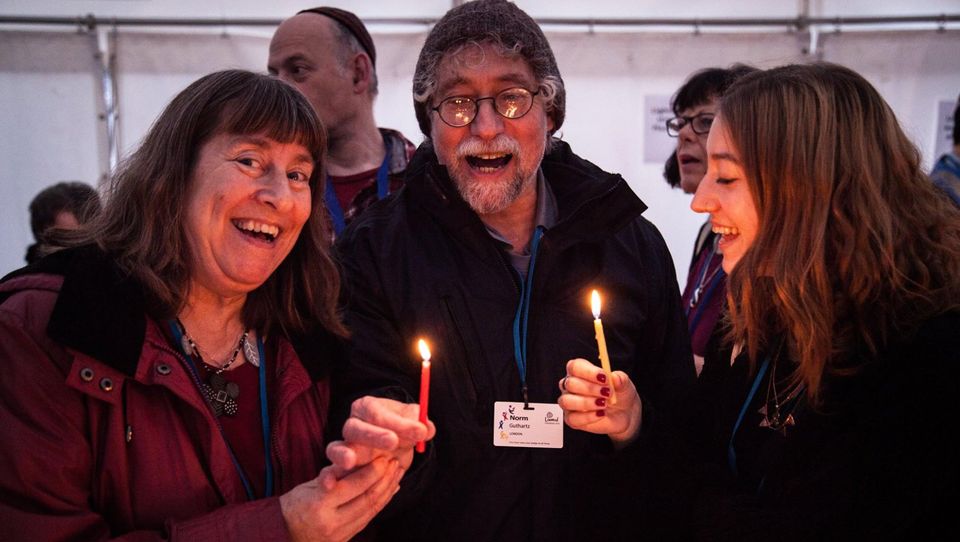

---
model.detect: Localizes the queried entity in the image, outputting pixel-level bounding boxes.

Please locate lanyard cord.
[727,356,769,476]
[685,237,721,318]
[168,321,273,500]
[256,337,273,497]
[512,226,545,408]
[325,134,393,236]
[687,268,725,335]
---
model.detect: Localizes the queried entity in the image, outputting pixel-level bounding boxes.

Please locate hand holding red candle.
[416,339,432,453]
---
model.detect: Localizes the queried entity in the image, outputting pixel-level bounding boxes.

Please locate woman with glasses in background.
[666,65,755,377]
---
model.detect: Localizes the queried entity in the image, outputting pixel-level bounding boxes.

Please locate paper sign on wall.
[644,94,675,165]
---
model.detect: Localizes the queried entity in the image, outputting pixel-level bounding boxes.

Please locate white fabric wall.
[2,17,959,283]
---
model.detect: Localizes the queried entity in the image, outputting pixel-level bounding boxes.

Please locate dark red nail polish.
[600,387,611,397]
[595,398,606,407]
[597,409,606,417]
[596,373,607,384]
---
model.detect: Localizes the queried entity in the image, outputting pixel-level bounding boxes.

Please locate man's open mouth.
[466,153,513,171]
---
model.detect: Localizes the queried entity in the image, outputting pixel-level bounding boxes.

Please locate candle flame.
[591,290,601,319]
[418,339,432,362]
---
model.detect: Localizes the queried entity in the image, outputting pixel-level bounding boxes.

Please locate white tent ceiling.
[3,1,959,21]
[2,1,959,280]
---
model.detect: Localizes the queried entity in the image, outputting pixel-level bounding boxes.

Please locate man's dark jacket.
[335,140,695,541]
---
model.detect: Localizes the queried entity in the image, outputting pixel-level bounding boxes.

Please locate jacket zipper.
[440,296,482,407]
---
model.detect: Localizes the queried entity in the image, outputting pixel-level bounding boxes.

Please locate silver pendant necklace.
[758,355,804,435]
[689,236,722,309]
[243,334,260,367]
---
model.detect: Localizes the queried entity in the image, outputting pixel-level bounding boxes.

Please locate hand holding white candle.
[591,290,617,405]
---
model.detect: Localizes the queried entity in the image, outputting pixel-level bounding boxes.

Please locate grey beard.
[451,165,531,215]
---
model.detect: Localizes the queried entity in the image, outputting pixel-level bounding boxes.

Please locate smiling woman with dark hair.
[0,69,430,541]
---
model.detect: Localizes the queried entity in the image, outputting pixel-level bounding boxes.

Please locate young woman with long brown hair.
[683,63,960,538]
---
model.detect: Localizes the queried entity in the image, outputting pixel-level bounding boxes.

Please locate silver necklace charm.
[243,333,260,368]
[689,236,722,309]
[758,355,804,435]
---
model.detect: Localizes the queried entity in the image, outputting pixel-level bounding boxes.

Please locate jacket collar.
[0,245,336,381]
[2,245,148,376]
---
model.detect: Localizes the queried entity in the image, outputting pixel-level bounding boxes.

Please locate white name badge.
[493,401,564,448]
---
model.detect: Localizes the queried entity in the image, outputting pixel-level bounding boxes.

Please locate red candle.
[416,339,431,453]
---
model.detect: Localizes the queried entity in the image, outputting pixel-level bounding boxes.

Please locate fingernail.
[596,373,607,384]
[600,387,611,397]
[596,409,606,417]
[595,397,606,407]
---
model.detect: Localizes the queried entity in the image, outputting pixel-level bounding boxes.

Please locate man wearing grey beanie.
[333,1,694,539]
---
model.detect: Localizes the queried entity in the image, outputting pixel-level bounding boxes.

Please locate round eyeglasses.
[665,112,715,137]
[431,87,541,127]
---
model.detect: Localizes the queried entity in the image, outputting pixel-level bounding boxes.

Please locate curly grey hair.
[412,0,565,138]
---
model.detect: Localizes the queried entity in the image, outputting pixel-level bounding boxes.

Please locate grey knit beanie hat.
[412,0,565,137]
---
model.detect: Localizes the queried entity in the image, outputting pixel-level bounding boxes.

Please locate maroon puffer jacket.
[0,267,331,541]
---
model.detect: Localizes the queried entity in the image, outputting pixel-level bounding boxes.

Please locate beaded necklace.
[178,322,247,374]
[175,318,256,417]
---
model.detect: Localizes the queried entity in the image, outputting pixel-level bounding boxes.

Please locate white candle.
[591,290,617,405]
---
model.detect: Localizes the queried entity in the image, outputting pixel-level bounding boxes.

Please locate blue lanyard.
[727,356,769,475]
[168,321,274,500]
[256,337,273,497]
[325,136,392,236]
[511,226,545,407]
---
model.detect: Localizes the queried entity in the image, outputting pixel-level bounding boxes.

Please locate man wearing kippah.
[269,7,416,237]
[333,1,694,539]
